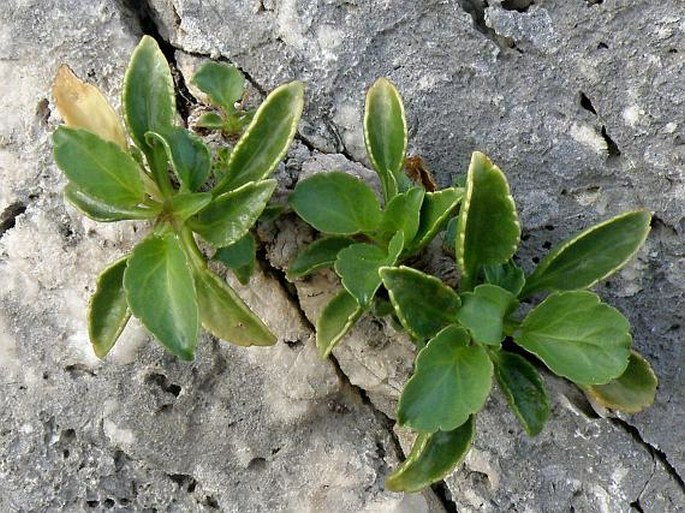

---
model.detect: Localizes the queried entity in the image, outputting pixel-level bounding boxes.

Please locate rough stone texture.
[1,0,684,512]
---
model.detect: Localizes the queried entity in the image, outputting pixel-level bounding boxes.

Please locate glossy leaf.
[289,172,382,235]
[216,81,304,192]
[376,187,425,246]
[64,184,159,222]
[456,152,520,290]
[385,416,475,493]
[288,236,356,279]
[522,210,652,297]
[123,235,199,360]
[213,233,257,285]
[456,284,517,346]
[484,260,526,297]
[88,257,130,358]
[493,351,549,436]
[189,180,276,247]
[145,127,210,191]
[166,192,212,221]
[335,232,403,307]
[53,127,145,207]
[408,187,463,253]
[191,62,244,113]
[195,268,275,346]
[515,291,631,385]
[583,351,657,413]
[364,77,408,200]
[316,289,363,357]
[379,266,461,340]
[397,325,493,432]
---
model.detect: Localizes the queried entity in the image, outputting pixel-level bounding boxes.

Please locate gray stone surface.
[1,0,684,511]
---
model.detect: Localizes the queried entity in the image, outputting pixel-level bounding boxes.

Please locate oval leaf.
[583,351,657,413]
[189,180,277,247]
[522,210,652,297]
[217,81,304,192]
[191,61,244,113]
[385,416,475,493]
[376,187,425,246]
[316,289,363,358]
[88,257,130,358]
[407,187,464,253]
[397,325,493,432]
[167,192,212,221]
[379,266,461,340]
[195,269,275,347]
[146,127,211,192]
[289,172,382,235]
[288,236,356,279]
[124,234,199,360]
[456,152,520,291]
[483,260,526,297]
[456,284,517,346]
[64,184,159,222]
[515,291,631,385]
[364,77,408,200]
[213,233,257,285]
[493,351,549,436]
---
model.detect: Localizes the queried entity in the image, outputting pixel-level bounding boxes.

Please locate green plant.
[52,36,304,360]
[288,79,658,492]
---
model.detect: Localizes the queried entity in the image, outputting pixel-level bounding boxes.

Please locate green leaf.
[397,325,493,432]
[385,416,475,493]
[583,351,657,413]
[379,266,461,340]
[123,234,199,360]
[288,236,356,279]
[88,257,130,358]
[408,187,464,253]
[289,172,382,235]
[216,81,304,192]
[483,260,526,297]
[364,77,408,201]
[145,127,211,192]
[189,180,276,247]
[64,184,159,222]
[522,210,652,297]
[195,268,275,346]
[456,284,517,346]
[195,112,226,129]
[376,187,425,246]
[213,233,257,285]
[53,127,145,207]
[456,152,520,291]
[493,351,549,436]
[335,232,403,307]
[167,192,212,221]
[515,291,631,385]
[191,61,244,113]
[316,289,363,357]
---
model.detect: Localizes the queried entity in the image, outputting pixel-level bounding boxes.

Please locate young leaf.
[456,284,517,346]
[583,351,657,413]
[385,416,475,493]
[397,325,493,432]
[167,192,212,221]
[189,180,277,247]
[64,184,159,222]
[191,62,244,113]
[216,81,304,192]
[335,232,403,307]
[522,210,652,297]
[53,127,145,207]
[123,234,199,360]
[364,77,408,200]
[145,127,211,192]
[195,112,226,130]
[288,236,356,279]
[376,187,425,246]
[456,152,520,291]
[515,291,631,385]
[289,172,382,235]
[316,289,363,358]
[88,257,130,358]
[213,233,257,285]
[379,266,461,340]
[492,351,549,436]
[484,260,526,297]
[195,268,275,346]
[407,187,464,253]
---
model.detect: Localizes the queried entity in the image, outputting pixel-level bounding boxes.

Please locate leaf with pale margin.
[515,291,631,385]
[316,289,363,357]
[145,127,211,192]
[124,234,199,360]
[484,260,526,297]
[191,62,244,113]
[397,325,493,432]
[88,257,130,358]
[64,184,159,222]
[522,210,651,297]
[288,236,356,279]
[379,266,460,340]
[376,187,425,246]
[456,284,517,346]
[213,232,257,285]
[385,416,475,493]
[407,187,463,253]
[167,192,212,221]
